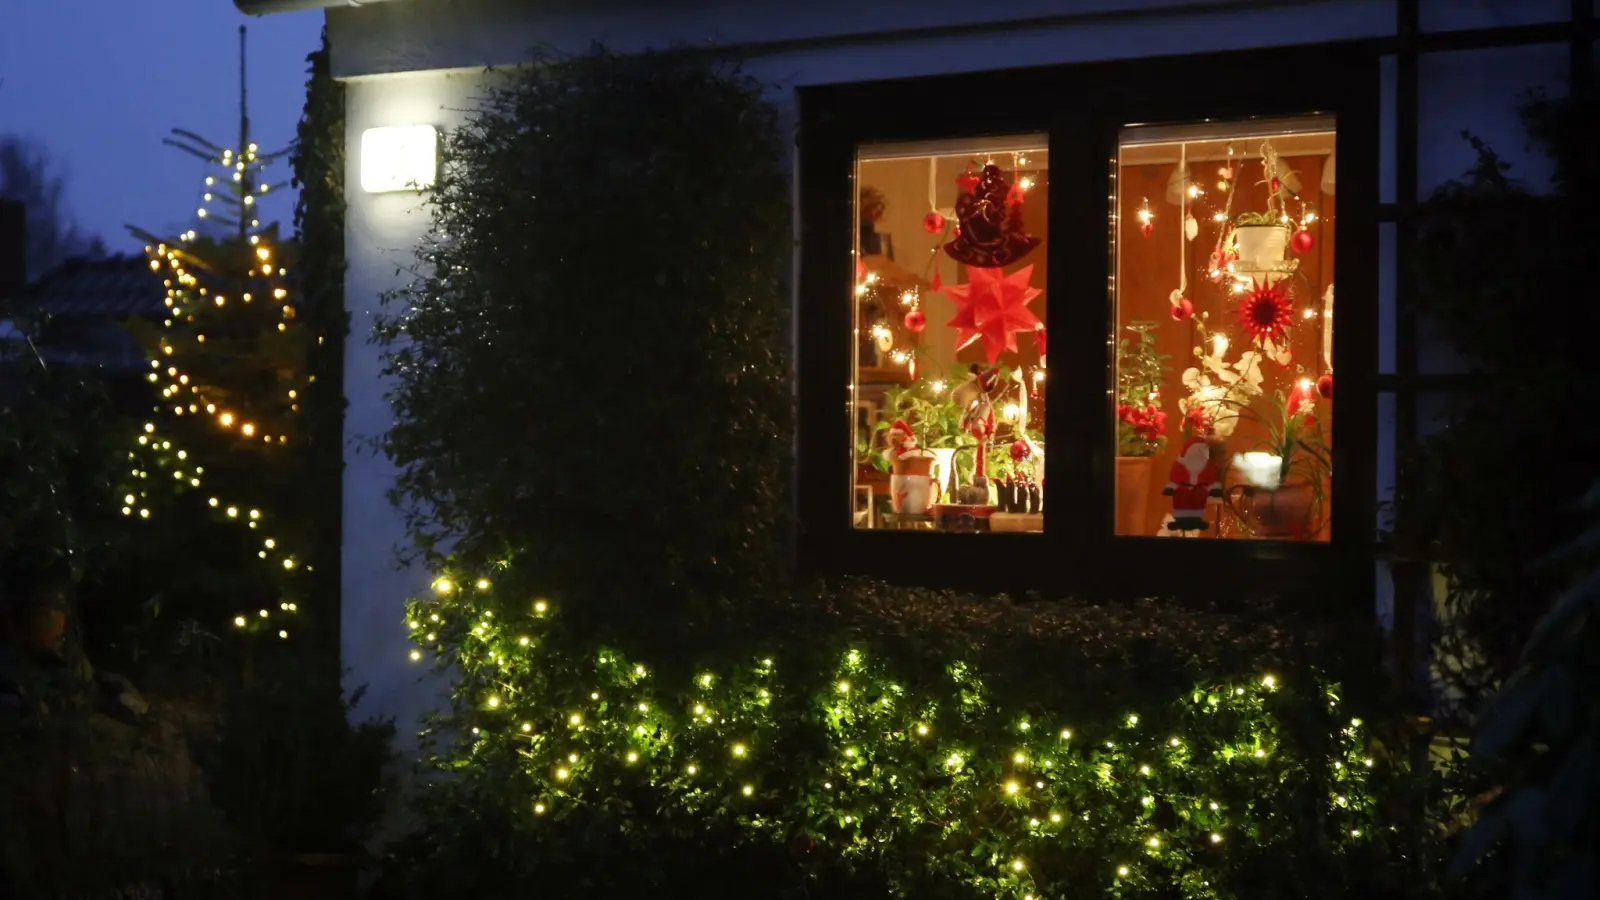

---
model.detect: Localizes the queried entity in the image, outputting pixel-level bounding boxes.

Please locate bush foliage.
[373,46,1432,899]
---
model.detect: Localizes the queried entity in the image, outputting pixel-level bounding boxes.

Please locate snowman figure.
[1162,437,1222,534]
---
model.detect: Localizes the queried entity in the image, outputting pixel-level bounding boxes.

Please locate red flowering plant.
[1114,320,1170,457]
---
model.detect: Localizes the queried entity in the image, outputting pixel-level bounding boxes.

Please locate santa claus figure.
[885,419,917,465]
[1162,438,1222,533]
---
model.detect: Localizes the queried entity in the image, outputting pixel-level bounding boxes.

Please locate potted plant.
[1226,383,1330,538]
[192,668,396,900]
[1114,321,1169,535]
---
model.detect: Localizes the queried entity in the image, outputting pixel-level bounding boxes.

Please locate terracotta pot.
[1114,456,1152,536]
[892,453,935,477]
[1250,481,1315,538]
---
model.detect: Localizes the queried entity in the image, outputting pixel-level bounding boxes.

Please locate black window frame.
[796,42,1380,607]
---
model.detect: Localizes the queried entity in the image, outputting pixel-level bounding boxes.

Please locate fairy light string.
[121,98,308,637]
[406,573,1381,898]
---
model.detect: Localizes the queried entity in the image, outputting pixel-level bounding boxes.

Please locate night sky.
[1,1,323,252]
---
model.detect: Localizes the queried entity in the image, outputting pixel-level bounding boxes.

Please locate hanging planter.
[1232,220,1291,271]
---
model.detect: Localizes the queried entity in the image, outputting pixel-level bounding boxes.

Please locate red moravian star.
[942,265,1044,364]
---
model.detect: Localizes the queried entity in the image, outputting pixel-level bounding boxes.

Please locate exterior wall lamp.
[360,125,439,194]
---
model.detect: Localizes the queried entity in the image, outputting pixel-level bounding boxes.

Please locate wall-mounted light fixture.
[360,124,438,194]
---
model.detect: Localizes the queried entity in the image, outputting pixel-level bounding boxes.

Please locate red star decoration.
[942,265,1043,363]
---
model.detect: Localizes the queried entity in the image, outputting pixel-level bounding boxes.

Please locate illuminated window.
[851,136,1048,534]
[1113,117,1335,541]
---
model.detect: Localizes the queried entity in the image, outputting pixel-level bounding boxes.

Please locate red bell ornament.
[1291,229,1315,254]
[1170,296,1194,321]
[904,309,926,332]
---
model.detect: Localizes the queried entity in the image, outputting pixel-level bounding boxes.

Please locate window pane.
[1113,117,1335,541]
[852,135,1048,534]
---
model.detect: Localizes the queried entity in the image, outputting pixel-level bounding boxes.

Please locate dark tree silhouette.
[0,135,105,280]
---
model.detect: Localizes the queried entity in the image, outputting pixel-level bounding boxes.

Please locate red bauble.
[1317,373,1334,398]
[904,309,926,332]
[1170,296,1194,320]
[922,211,947,234]
[1140,222,1154,239]
[1009,440,1031,462]
[1290,229,1315,253]
[1270,177,1281,193]
[1236,278,1295,345]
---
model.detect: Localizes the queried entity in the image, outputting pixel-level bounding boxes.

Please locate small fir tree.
[120,29,316,647]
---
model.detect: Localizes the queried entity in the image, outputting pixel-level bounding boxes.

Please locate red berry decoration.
[1170,296,1194,321]
[1290,229,1315,254]
[922,211,946,234]
[904,309,926,332]
[1317,373,1334,398]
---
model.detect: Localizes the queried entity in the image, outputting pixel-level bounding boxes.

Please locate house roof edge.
[235,0,400,15]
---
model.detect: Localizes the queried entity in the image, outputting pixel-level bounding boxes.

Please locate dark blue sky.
[2,1,323,252]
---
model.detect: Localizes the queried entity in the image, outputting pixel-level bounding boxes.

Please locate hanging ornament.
[944,165,1040,268]
[856,258,867,281]
[1185,214,1199,242]
[1290,229,1315,254]
[943,264,1044,364]
[1170,295,1194,321]
[922,211,947,234]
[1317,373,1334,398]
[1236,278,1294,345]
[1009,440,1031,462]
[1137,196,1154,239]
[904,308,926,332]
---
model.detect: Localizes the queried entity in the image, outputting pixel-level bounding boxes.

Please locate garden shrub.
[373,46,1436,899]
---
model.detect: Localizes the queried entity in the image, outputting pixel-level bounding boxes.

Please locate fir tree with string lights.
[121,27,315,644]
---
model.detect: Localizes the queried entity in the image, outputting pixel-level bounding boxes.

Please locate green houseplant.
[1113,321,1169,534]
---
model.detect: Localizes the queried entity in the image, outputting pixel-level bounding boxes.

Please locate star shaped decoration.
[942,265,1044,363]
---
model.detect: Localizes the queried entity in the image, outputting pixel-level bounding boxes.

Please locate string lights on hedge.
[403,570,1382,899]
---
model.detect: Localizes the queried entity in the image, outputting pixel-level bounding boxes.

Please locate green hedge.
[372,46,1433,899]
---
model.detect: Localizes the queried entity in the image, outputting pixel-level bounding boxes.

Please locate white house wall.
[331,0,1574,738]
